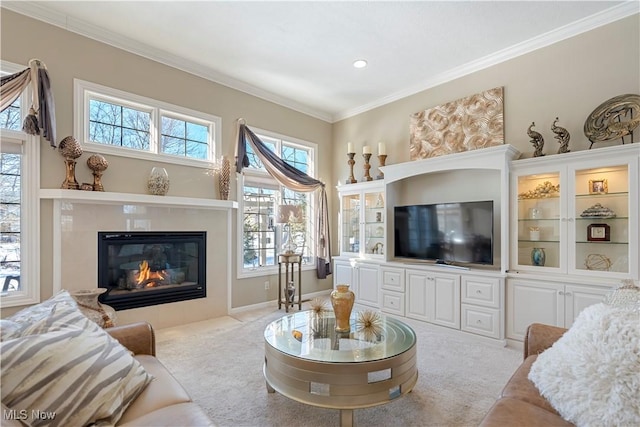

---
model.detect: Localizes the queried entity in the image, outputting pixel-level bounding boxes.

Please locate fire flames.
[136,260,166,287]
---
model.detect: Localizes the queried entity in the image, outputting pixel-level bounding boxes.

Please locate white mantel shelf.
[39,189,238,210]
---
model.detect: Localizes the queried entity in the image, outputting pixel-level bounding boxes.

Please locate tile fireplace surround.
[40,190,237,328]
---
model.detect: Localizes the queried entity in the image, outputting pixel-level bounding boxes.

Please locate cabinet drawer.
[461,276,500,308]
[381,290,405,316]
[380,267,405,292]
[461,304,500,339]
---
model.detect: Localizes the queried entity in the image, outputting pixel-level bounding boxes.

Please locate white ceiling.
[3,1,637,122]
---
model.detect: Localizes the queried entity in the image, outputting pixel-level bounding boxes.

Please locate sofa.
[479,323,574,427]
[1,291,214,427]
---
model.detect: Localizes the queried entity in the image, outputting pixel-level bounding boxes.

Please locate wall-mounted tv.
[394,201,494,265]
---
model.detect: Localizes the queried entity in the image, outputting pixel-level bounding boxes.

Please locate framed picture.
[587,223,610,242]
[588,179,608,194]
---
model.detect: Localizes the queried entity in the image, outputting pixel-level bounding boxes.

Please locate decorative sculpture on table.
[551,117,570,154]
[528,122,545,157]
[58,136,83,189]
[584,94,640,148]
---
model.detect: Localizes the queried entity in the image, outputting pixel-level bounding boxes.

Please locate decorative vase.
[70,289,116,328]
[330,284,355,332]
[147,167,170,195]
[531,247,546,266]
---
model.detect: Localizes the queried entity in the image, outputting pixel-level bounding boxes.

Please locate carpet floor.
[156,304,521,427]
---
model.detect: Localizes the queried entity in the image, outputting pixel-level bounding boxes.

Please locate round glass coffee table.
[264,310,417,426]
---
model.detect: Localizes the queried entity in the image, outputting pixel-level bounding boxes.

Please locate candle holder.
[363,153,373,181]
[377,154,387,180]
[346,153,357,184]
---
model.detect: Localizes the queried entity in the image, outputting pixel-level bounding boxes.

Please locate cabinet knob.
[558,291,565,295]
[568,218,574,222]
[565,292,572,296]
[476,320,483,324]
[476,290,482,294]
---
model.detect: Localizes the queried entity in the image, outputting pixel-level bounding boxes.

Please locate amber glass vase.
[330,284,355,332]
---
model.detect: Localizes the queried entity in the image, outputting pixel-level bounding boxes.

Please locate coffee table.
[263,310,417,426]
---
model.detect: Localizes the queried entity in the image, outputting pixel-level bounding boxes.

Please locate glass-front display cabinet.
[338,181,385,258]
[511,144,638,280]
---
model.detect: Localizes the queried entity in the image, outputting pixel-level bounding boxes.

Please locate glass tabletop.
[264,310,416,363]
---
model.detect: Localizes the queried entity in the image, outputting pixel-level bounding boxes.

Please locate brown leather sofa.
[479,323,574,427]
[106,321,214,426]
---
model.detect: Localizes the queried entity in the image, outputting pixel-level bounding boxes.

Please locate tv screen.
[394,201,494,265]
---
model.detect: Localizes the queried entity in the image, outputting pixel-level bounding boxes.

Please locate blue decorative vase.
[531,248,546,266]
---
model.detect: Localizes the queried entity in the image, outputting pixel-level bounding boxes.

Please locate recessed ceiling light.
[353,59,368,69]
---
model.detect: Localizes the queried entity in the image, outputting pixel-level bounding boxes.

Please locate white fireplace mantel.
[40,189,237,323]
[39,189,238,210]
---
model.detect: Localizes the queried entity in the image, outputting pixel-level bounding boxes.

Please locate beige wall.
[0,10,334,319]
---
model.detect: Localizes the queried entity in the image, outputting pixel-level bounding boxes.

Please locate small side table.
[278,253,302,312]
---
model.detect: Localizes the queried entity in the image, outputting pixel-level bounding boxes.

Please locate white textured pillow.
[0,291,153,427]
[528,302,640,427]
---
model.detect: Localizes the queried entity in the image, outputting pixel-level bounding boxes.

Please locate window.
[239,129,316,277]
[0,60,40,307]
[75,79,221,167]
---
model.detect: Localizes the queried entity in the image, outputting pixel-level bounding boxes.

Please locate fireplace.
[98,231,206,310]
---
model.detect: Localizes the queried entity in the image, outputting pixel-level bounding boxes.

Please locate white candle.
[363,145,371,154]
[347,142,354,153]
[378,142,386,155]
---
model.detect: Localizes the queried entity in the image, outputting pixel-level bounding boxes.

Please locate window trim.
[73,79,222,168]
[236,128,318,279]
[0,60,40,308]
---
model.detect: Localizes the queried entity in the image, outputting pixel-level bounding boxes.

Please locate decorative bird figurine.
[528,122,545,157]
[551,117,571,154]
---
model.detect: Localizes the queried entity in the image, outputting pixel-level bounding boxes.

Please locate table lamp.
[276,205,302,254]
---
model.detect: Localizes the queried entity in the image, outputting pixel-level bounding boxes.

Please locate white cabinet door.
[334,260,354,290]
[432,274,460,329]
[357,264,380,308]
[563,284,608,328]
[507,280,563,341]
[405,269,432,322]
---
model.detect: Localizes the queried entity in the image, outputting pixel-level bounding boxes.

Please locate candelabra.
[363,153,373,181]
[377,154,387,180]
[346,153,357,184]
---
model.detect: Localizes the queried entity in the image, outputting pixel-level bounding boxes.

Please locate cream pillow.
[528,298,640,426]
[0,291,153,427]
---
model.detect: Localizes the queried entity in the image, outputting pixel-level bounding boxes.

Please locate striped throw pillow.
[0,291,153,427]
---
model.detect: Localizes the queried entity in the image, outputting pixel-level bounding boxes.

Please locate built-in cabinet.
[405,269,460,330]
[506,279,610,341]
[379,266,405,316]
[332,144,638,344]
[337,181,386,259]
[333,259,380,308]
[511,144,639,279]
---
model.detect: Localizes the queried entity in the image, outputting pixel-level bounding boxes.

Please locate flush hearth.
[98,231,206,310]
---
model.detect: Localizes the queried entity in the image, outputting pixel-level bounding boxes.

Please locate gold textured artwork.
[409,87,504,160]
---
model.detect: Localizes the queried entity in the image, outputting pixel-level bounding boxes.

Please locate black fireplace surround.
[98,231,206,311]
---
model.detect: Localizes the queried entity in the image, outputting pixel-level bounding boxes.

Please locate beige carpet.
[156,305,521,427]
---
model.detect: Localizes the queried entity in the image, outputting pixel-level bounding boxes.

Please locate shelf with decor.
[510,143,638,279]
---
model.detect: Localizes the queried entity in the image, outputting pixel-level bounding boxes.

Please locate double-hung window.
[74,79,221,166]
[0,60,40,307]
[239,129,316,277]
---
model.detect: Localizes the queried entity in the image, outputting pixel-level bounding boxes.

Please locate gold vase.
[330,284,355,332]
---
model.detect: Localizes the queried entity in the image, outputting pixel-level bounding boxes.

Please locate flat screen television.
[394,201,494,265]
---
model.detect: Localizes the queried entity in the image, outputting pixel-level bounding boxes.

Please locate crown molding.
[332,2,640,122]
[3,2,637,124]
[1,2,334,123]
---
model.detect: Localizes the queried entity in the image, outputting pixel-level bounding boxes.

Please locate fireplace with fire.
[97,231,206,310]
